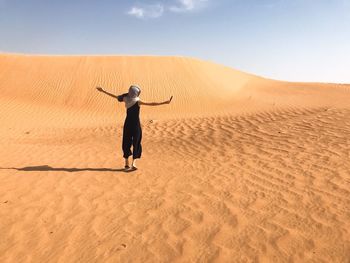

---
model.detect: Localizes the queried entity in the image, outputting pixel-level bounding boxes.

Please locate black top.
[118,93,141,128]
[126,102,140,122]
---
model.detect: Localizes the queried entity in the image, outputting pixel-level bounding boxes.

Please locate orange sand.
[0,54,349,262]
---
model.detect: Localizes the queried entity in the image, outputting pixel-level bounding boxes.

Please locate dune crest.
[0,54,258,127]
[1,53,348,128]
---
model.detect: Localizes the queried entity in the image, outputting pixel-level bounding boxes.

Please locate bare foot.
[124,158,131,170]
[131,159,138,170]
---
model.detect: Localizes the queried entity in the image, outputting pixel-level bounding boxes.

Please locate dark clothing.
[122,102,142,159]
[117,93,128,102]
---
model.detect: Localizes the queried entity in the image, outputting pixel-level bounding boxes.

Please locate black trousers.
[122,122,142,159]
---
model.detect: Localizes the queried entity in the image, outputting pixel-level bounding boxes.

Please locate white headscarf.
[124,85,141,109]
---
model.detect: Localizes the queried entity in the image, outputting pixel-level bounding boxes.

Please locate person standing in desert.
[97,85,173,171]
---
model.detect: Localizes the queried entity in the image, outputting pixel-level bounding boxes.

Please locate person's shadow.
[0,165,132,173]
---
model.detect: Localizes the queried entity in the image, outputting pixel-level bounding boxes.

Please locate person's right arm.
[96,87,122,100]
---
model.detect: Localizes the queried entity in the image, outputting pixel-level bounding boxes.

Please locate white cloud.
[128,7,145,18]
[127,0,210,19]
[169,0,208,12]
[127,4,164,19]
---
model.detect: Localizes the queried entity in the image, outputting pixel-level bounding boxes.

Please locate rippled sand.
[0,54,349,262]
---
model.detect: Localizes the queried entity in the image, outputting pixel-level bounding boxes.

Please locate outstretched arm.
[139,96,173,106]
[96,87,119,100]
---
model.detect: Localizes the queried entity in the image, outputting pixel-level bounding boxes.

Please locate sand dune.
[0,54,349,262]
[0,54,260,128]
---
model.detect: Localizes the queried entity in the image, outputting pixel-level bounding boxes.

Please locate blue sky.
[0,0,349,83]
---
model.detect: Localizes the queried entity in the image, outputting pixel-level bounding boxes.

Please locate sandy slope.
[0,54,349,262]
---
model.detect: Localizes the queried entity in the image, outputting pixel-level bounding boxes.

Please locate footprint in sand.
[116,243,127,251]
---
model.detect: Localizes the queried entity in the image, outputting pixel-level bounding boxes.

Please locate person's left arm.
[139,96,173,106]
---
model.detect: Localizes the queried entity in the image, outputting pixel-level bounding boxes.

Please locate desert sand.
[0,53,349,262]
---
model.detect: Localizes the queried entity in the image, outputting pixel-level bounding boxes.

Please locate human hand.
[166,96,173,104]
[96,87,104,92]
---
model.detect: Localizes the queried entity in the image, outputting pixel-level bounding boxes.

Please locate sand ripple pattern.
[0,107,349,262]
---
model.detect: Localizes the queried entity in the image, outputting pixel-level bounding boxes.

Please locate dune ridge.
[1,53,348,128]
[0,54,349,262]
[0,54,259,127]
